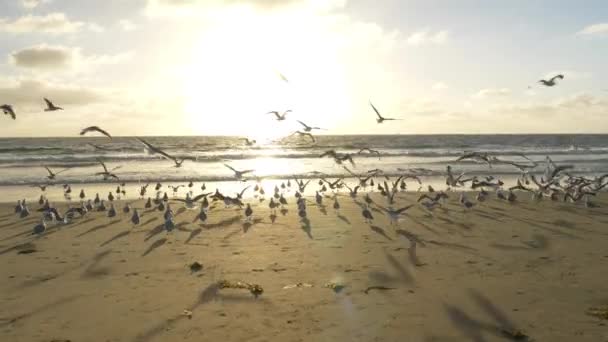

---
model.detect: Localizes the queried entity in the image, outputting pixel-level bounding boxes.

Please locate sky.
[0,0,607,138]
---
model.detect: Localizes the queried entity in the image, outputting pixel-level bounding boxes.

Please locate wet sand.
[1,190,608,341]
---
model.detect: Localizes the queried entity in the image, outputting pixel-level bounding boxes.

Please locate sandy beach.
[1,189,608,342]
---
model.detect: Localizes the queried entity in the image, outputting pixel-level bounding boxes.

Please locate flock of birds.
[10,146,608,237]
[4,72,606,239]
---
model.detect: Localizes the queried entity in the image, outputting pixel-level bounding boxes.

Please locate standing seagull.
[1,104,16,119]
[80,126,112,139]
[267,110,291,121]
[43,98,63,111]
[538,74,564,87]
[369,101,400,124]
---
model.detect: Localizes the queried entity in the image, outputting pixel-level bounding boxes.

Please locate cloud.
[472,88,511,99]
[118,19,137,31]
[21,0,51,9]
[0,78,105,107]
[0,13,102,34]
[10,45,74,69]
[577,23,608,36]
[432,82,448,90]
[9,44,133,70]
[145,0,345,16]
[406,29,449,45]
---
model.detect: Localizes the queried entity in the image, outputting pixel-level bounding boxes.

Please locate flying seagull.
[43,98,63,111]
[538,74,564,87]
[44,166,68,180]
[267,110,291,121]
[277,71,289,83]
[137,138,186,167]
[291,131,316,143]
[223,163,254,180]
[296,120,324,132]
[369,101,399,123]
[1,104,16,119]
[80,126,112,139]
[241,138,256,146]
[95,158,121,180]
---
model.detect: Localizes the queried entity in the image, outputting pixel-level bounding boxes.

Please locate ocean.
[1,135,607,188]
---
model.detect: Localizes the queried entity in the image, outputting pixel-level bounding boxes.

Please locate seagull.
[241,138,257,146]
[223,163,254,180]
[369,101,400,123]
[379,205,415,225]
[43,98,63,111]
[538,74,564,87]
[319,150,355,166]
[267,110,291,121]
[95,158,121,180]
[137,138,186,168]
[291,131,316,143]
[357,148,381,157]
[80,126,112,139]
[245,203,253,221]
[296,120,324,132]
[1,104,16,119]
[44,166,68,180]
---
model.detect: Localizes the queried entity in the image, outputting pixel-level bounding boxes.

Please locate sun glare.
[180,5,350,139]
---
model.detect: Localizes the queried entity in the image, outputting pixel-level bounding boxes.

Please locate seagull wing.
[395,205,415,214]
[83,126,112,139]
[96,158,109,173]
[301,132,315,142]
[43,98,53,108]
[296,120,309,129]
[239,185,251,197]
[44,166,53,176]
[190,192,212,202]
[369,101,383,119]
[223,164,237,173]
[137,138,175,162]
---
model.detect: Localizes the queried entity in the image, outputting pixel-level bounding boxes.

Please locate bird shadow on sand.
[368,251,414,287]
[81,249,112,278]
[0,241,36,256]
[141,216,159,226]
[490,234,549,251]
[133,282,269,342]
[0,295,82,329]
[100,230,130,247]
[337,214,351,225]
[444,289,528,342]
[0,217,37,230]
[201,216,242,229]
[0,229,32,243]
[301,218,313,239]
[185,228,202,244]
[242,218,263,233]
[142,238,167,257]
[73,217,96,227]
[317,205,328,216]
[144,224,165,242]
[370,225,393,241]
[76,219,121,238]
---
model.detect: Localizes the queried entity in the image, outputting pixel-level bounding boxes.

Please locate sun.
[179,5,351,140]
